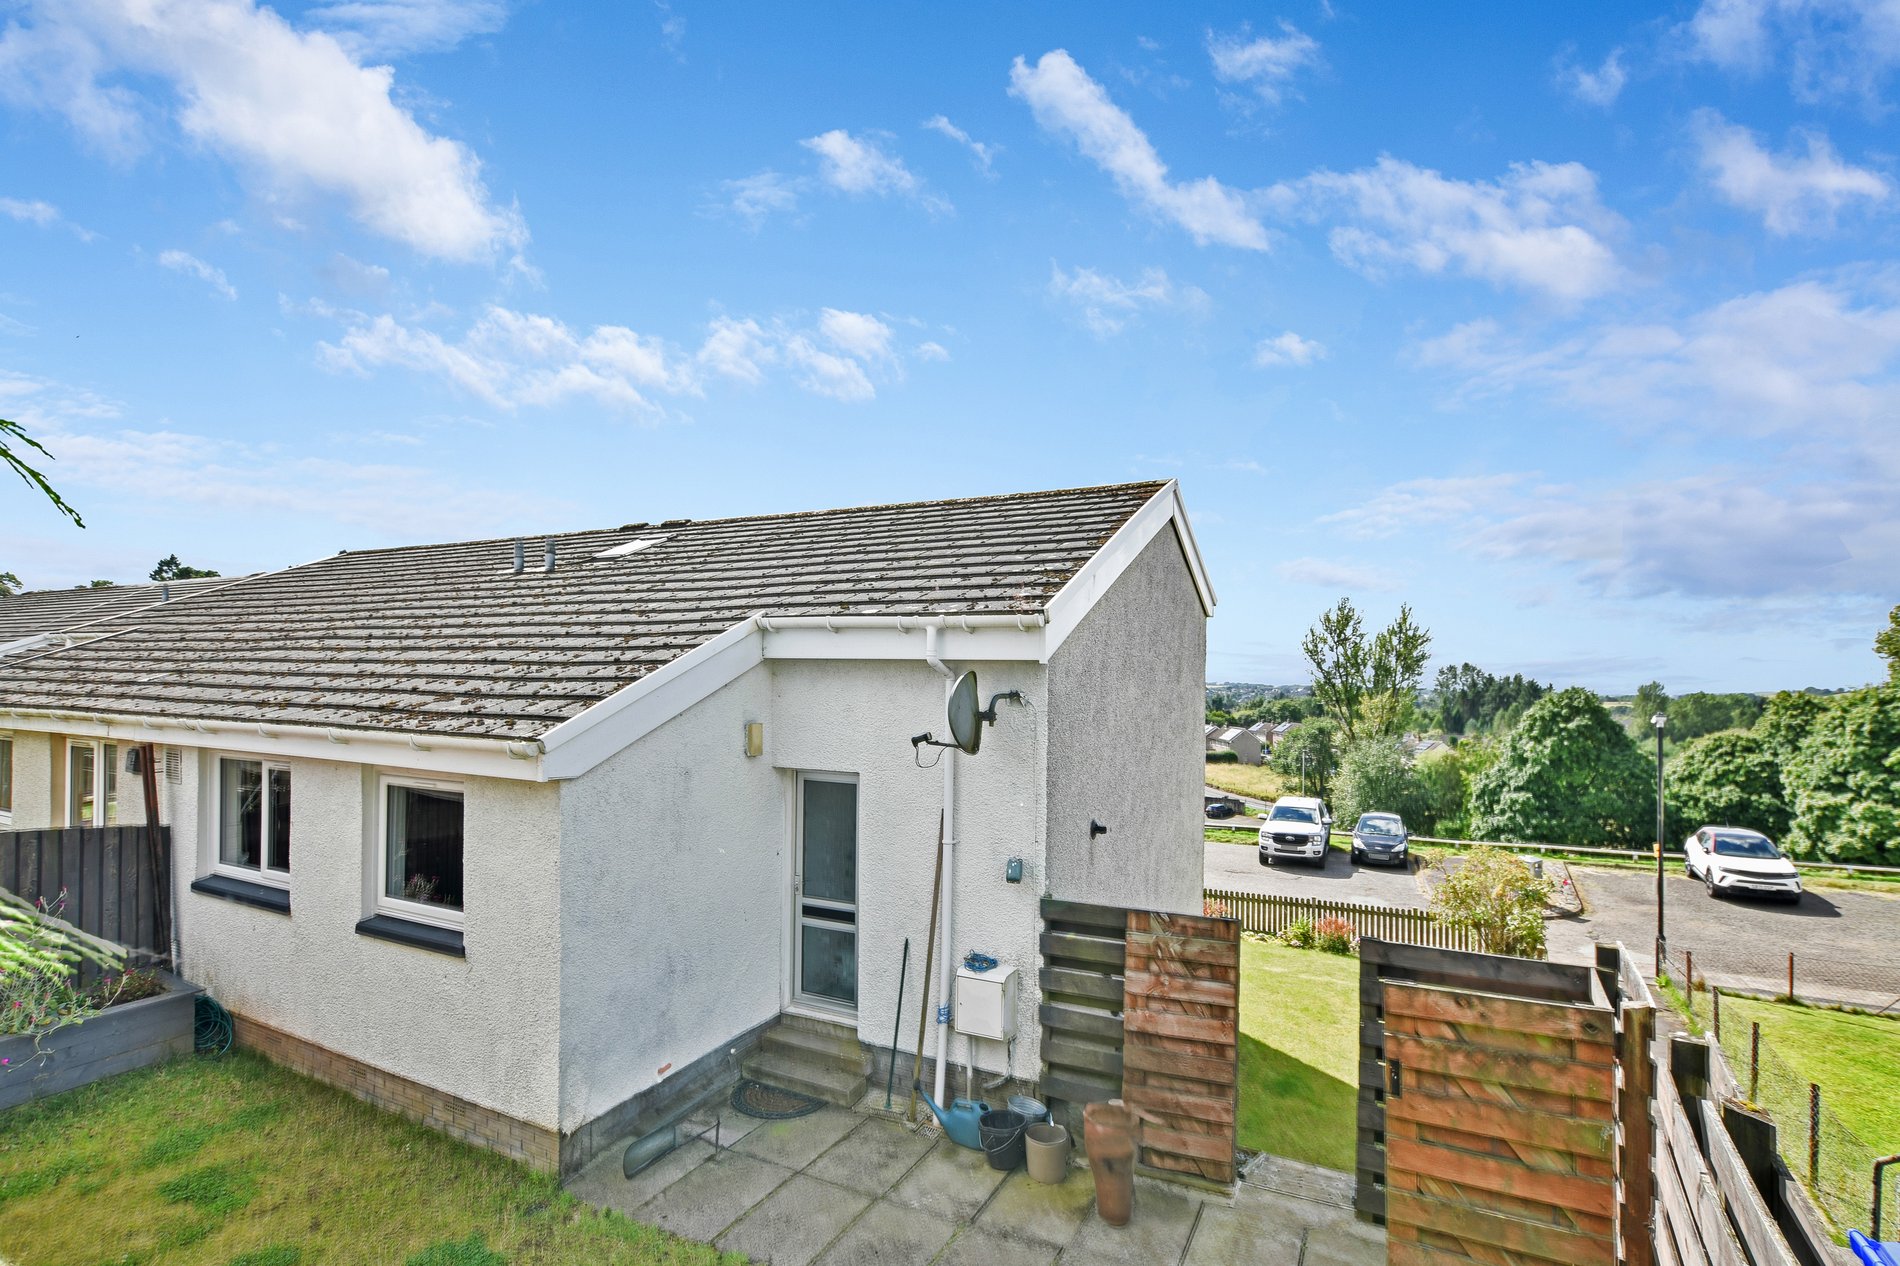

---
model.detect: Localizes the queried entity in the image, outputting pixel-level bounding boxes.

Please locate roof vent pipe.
[161,584,171,601]
[543,541,556,574]
[513,540,525,575]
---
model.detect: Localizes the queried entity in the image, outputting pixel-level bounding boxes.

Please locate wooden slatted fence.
[1038,897,1128,1113]
[1,826,168,964]
[1205,888,1480,952]
[1122,909,1239,1186]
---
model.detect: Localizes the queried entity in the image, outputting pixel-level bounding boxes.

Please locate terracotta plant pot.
[1083,1099,1137,1226]
[1025,1121,1071,1184]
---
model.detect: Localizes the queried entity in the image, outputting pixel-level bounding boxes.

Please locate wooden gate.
[1,826,170,961]
[1122,910,1239,1185]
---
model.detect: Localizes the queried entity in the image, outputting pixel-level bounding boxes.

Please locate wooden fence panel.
[1038,897,1127,1111]
[1122,909,1239,1186]
[0,827,164,962]
[1204,887,1479,952]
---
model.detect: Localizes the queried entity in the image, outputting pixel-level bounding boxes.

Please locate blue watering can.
[1851,1231,1900,1266]
[914,1083,989,1150]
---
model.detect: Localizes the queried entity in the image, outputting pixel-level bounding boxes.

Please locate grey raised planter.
[0,971,203,1111]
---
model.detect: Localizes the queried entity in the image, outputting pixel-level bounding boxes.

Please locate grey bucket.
[1007,1094,1049,1123]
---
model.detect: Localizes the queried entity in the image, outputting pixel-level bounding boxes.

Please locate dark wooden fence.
[1205,887,1481,952]
[1038,897,1128,1111]
[0,826,170,962]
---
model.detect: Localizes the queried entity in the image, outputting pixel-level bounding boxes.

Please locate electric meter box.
[953,962,1019,1041]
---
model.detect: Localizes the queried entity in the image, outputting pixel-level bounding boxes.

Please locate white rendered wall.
[1043,526,1206,913]
[3,731,55,828]
[168,751,564,1130]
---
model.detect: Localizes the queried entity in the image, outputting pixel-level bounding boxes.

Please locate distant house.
[1270,721,1301,748]
[1208,725,1263,766]
[0,480,1213,1176]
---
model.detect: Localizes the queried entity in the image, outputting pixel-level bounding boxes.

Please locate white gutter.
[757,613,1047,633]
[1,707,544,764]
[923,624,959,1108]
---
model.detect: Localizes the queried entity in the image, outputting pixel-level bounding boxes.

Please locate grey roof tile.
[1,481,1164,739]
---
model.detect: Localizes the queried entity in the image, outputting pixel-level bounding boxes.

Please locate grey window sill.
[190,874,290,914]
[355,915,465,958]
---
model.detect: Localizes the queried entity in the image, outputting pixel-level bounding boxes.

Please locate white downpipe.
[924,625,958,1107]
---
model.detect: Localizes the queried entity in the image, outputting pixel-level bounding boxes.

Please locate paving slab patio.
[571,1100,1384,1265]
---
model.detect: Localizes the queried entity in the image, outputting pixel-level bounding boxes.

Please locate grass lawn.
[1202,762,1292,802]
[1236,937,1359,1173]
[1717,993,1900,1149]
[0,1052,740,1266]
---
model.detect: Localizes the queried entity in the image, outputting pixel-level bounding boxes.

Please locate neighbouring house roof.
[1,481,1178,742]
[0,576,239,644]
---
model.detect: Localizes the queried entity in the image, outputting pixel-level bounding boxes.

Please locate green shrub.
[1428,846,1553,958]
[1312,916,1356,955]
[1206,750,1240,764]
[1277,918,1315,949]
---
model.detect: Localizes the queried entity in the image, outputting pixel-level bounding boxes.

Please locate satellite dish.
[947,670,983,755]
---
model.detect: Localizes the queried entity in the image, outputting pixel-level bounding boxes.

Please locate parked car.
[1258,796,1331,867]
[1350,812,1410,867]
[1682,826,1802,903]
[1206,801,1237,820]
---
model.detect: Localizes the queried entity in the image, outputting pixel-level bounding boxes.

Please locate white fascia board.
[759,623,1045,663]
[0,711,544,782]
[538,617,765,780]
[1042,480,1216,660]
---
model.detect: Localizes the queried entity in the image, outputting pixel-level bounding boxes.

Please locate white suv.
[1683,826,1802,903]
[1258,796,1332,867]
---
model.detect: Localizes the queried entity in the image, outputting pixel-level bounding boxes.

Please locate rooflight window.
[595,536,669,559]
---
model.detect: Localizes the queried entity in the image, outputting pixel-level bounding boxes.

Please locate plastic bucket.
[978,1108,1028,1172]
[1007,1094,1049,1124]
[1024,1122,1071,1184]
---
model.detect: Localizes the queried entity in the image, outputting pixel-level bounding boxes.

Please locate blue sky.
[2,1,1897,694]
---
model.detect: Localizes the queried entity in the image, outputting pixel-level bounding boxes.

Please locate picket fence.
[1202,887,1481,952]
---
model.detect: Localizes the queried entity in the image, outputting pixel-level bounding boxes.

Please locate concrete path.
[569,1101,1383,1265]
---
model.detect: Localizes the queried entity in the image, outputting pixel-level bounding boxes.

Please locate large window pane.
[800,779,857,904]
[220,759,262,869]
[267,767,291,871]
[386,785,464,912]
[69,744,95,825]
[102,744,118,826]
[799,923,857,1005]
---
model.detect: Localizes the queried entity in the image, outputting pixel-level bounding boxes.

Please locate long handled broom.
[906,813,945,1128]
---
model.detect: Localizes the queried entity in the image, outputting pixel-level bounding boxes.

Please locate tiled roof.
[0,481,1166,740]
[0,576,238,643]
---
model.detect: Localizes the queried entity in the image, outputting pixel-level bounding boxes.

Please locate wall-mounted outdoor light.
[743,721,764,758]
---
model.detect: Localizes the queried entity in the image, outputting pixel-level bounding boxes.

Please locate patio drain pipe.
[924,624,958,1110]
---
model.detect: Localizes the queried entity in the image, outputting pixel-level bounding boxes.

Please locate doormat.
[731,1078,825,1120]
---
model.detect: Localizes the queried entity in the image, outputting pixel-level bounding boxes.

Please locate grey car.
[1350,812,1409,867]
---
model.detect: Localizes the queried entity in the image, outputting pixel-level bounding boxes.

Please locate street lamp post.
[1653,713,1668,967]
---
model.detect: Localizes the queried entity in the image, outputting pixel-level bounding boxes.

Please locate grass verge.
[1716,992,1900,1149]
[1202,763,1292,803]
[1237,937,1358,1173]
[0,1052,741,1266]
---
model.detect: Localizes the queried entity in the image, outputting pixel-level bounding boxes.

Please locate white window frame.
[0,732,13,825]
[209,753,292,890]
[66,738,120,828]
[375,772,466,931]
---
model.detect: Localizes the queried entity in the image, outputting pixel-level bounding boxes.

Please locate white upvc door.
[792,772,859,1014]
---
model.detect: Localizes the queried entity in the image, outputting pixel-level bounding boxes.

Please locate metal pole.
[885,937,909,1110]
[1654,716,1667,954]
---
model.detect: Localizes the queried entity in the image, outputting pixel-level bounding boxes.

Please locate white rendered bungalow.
[0,481,1213,1173]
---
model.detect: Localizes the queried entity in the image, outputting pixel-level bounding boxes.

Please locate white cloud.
[158,248,237,300]
[1009,49,1269,250]
[1273,156,1624,301]
[0,0,525,263]
[319,304,933,410]
[1558,48,1627,106]
[1206,22,1321,105]
[1046,264,1207,336]
[654,1,685,59]
[1252,330,1326,367]
[0,196,60,226]
[1683,0,1900,104]
[721,171,801,228]
[320,252,392,298]
[1321,474,1530,538]
[922,114,997,176]
[915,340,950,361]
[305,0,506,58]
[1275,557,1398,592]
[800,130,948,213]
[1690,109,1889,235]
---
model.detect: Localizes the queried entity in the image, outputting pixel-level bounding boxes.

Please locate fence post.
[1750,1022,1760,1104]
[1809,1083,1821,1189]
[1686,950,1695,1020]
[1788,951,1795,1002]
[1712,986,1721,1041]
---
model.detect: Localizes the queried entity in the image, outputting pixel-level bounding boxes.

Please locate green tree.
[1666,730,1790,839]
[3,416,83,527]
[1412,747,1468,836]
[1331,738,1424,827]
[1628,680,1669,739]
[1270,718,1338,798]
[1428,846,1554,958]
[1783,685,1900,864]
[1300,598,1431,742]
[1429,664,1549,735]
[1755,691,1831,765]
[1469,688,1653,846]
[1664,693,1765,744]
[149,554,220,581]
[1878,605,1900,685]
[0,570,19,596]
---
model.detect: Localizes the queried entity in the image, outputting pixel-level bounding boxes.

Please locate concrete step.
[775,1012,862,1042]
[760,1023,870,1069]
[741,1049,869,1106]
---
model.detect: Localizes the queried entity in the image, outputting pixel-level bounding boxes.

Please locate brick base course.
[232,1014,559,1172]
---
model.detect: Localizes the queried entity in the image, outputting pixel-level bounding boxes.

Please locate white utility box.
[953,962,1019,1041]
